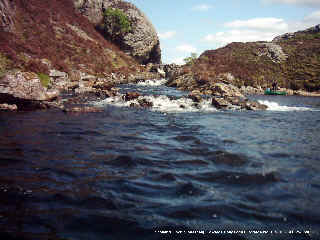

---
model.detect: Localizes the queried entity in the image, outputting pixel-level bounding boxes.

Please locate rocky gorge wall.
[0,0,163,111]
[73,0,161,64]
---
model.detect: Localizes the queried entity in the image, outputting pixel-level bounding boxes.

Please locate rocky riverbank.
[0,66,164,112]
[2,61,320,113]
[0,64,269,112]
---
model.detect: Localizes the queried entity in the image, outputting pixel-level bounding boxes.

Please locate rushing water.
[0,79,320,240]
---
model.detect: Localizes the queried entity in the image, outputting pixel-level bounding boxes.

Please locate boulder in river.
[211,97,231,109]
[0,71,60,110]
[0,103,17,111]
[211,82,244,98]
[124,91,140,101]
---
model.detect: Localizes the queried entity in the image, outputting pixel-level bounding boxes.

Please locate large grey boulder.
[74,0,161,64]
[0,71,59,110]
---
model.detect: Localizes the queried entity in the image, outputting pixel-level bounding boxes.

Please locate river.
[0,79,319,240]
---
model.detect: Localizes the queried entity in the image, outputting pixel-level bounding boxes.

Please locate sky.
[126,0,320,64]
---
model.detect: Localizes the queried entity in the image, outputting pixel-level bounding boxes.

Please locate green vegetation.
[0,53,12,77]
[184,52,198,65]
[102,8,131,40]
[38,73,50,88]
[187,35,320,91]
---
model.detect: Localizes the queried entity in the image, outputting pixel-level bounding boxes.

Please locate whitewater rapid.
[95,79,318,113]
[258,100,315,112]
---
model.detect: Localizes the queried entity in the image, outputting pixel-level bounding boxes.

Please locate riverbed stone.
[0,103,17,111]
[124,91,140,101]
[211,97,230,109]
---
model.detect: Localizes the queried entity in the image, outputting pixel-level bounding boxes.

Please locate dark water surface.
[0,81,320,240]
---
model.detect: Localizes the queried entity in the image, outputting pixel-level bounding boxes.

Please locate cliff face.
[74,0,161,64]
[0,0,15,32]
[0,0,160,77]
[185,25,320,91]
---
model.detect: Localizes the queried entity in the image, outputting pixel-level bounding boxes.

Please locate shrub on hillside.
[101,8,131,41]
[184,53,198,65]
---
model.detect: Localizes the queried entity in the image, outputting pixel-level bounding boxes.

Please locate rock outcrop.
[74,0,161,64]
[0,71,60,110]
[0,0,15,32]
[256,43,288,63]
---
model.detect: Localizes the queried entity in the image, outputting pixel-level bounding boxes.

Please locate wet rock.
[124,92,140,101]
[0,103,17,111]
[138,98,153,108]
[244,100,268,111]
[188,91,202,103]
[168,74,197,90]
[148,64,166,78]
[95,90,117,99]
[211,82,244,98]
[63,106,103,113]
[211,151,248,167]
[163,64,183,82]
[211,97,230,109]
[93,80,114,91]
[212,95,267,111]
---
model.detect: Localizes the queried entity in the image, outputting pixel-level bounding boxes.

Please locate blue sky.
[127,0,320,64]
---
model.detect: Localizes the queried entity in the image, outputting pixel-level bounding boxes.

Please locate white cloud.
[176,44,197,53]
[263,0,320,7]
[203,17,289,47]
[170,57,185,65]
[159,31,177,40]
[203,30,280,46]
[192,4,212,11]
[225,18,289,31]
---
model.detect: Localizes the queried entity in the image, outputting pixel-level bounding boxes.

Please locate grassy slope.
[189,29,320,91]
[0,0,139,77]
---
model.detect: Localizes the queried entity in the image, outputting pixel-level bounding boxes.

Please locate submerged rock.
[0,103,17,111]
[63,106,104,113]
[137,98,153,108]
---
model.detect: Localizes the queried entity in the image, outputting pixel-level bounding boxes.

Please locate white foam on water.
[96,94,217,113]
[136,79,167,86]
[259,100,313,111]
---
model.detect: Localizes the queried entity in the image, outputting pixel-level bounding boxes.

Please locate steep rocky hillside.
[0,0,155,77]
[74,0,161,64]
[178,25,320,91]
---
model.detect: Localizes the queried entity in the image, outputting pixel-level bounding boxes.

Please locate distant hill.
[187,25,320,91]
